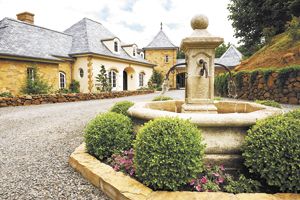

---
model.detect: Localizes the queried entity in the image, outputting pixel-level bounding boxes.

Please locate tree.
[148,69,163,89]
[95,65,111,92]
[228,0,298,57]
[177,50,185,59]
[215,43,231,58]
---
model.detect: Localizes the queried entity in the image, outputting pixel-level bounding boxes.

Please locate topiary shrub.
[134,117,205,190]
[152,96,173,101]
[255,100,282,108]
[84,112,133,160]
[243,115,300,192]
[110,101,134,116]
[0,92,13,97]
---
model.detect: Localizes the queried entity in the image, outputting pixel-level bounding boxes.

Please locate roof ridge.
[145,29,177,49]
[220,45,241,59]
[83,18,90,52]
[3,17,72,37]
[83,17,103,26]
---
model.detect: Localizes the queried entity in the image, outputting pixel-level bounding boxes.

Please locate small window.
[59,72,66,89]
[165,55,169,63]
[79,68,84,78]
[133,47,136,57]
[139,72,145,87]
[140,52,144,59]
[108,70,117,88]
[27,68,34,81]
[114,41,118,52]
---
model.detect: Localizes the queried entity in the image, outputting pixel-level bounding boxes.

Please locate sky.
[0,0,238,48]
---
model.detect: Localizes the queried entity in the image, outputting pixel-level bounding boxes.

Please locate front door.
[123,71,128,90]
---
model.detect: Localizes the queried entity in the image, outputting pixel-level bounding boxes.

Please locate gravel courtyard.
[0,90,298,199]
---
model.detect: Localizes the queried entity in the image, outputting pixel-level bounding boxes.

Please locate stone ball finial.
[191,14,209,30]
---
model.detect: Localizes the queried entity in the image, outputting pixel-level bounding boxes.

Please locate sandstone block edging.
[69,143,300,200]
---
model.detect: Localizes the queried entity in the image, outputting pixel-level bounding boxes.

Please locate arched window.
[59,72,66,89]
[114,41,119,52]
[108,70,117,88]
[139,72,145,87]
[79,68,84,78]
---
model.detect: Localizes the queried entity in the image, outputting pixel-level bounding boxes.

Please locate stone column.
[87,56,94,93]
[181,15,223,113]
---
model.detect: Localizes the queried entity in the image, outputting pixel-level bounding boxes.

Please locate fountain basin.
[128,100,283,170]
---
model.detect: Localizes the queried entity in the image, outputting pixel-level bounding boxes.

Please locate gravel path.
[0,91,180,200]
[0,90,298,200]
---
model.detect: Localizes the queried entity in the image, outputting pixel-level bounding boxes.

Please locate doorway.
[176,73,185,89]
[123,71,128,90]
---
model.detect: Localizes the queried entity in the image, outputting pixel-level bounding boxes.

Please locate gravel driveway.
[0,90,298,199]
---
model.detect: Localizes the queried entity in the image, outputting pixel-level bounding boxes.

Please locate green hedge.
[152,96,173,101]
[110,101,134,116]
[134,117,205,190]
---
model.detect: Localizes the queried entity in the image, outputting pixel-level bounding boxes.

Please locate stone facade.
[0,59,72,95]
[216,70,300,105]
[0,90,153,108]
[144,49,177,88]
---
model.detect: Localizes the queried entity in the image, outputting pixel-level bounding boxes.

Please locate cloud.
[166,23,179,30]
[99,6,110,21]
[120,21,144,32]
[162,0,173,11]
[122,0,138,12]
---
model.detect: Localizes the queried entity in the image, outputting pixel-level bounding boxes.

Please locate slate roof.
[0,17,153,65]
[144,30,177,50]
[0,18,72,61]
[215,45,243,67]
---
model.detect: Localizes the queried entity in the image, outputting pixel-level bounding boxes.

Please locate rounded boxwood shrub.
[134,117,205,191]
[110,101,134,116]
[243,115,300,192]
[84,112,133,160]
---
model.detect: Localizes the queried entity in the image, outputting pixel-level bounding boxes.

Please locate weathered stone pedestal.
[180,14,223,113]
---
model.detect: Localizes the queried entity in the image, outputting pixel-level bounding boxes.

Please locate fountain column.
[181,15,223,113]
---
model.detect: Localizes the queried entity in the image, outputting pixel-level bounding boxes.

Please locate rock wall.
[0,90,154,108]
[215,67,300,104]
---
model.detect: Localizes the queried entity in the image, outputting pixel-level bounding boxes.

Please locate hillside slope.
[235,32,300,71]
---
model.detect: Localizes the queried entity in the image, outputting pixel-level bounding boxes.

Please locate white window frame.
[139,72,145,87]
[27,68,34,81]
[108,70,117,89]
[59,72,66,89]
[140,52,144,59]
[113,39,119,53]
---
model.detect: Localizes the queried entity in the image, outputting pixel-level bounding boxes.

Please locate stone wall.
[0,90,154,108]
[215,66,300,104]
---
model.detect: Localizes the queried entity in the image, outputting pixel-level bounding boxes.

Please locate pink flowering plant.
[108,148,135,177]
[189,164,226,192]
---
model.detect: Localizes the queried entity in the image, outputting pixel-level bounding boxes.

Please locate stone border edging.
[0,90,154,108]
[69,143,300,200]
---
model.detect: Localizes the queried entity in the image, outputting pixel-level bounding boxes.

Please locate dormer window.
[114,41,119,52]
[133,47,136,57]
[140,52,144,59]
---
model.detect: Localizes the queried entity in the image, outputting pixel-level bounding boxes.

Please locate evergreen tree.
[96,65,111,92]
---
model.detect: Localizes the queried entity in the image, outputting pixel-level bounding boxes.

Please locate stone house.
[143,25,178,88]
[0,12,155,95]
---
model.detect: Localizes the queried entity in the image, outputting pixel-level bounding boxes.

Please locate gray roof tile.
[216,45,243,67]
[144,30,177,50]
[0,17,153,65]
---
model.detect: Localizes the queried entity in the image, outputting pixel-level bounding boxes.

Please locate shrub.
[285,109,300,119]
[255,100,282,108]
[224,174,261,194]
[21,66,51,94]
[286,16,300,41]
[84,112,133,160]
[213,97,222,101]
[243,115,300,192]
[57,88,70,94]
[0,92,13,98]
[110,101,134,116]
[214,73,229,96]
[152,96,173,101]
[134,117,205,190]
[148,70,163,90]
[70,80,80,93]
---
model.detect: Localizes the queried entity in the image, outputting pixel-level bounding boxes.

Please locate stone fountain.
[128,15,282,170]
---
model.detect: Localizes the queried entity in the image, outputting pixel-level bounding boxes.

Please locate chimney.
[16,12,34,24]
